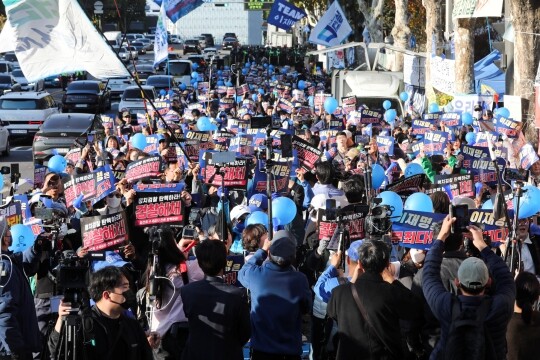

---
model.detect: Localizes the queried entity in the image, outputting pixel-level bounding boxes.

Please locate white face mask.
[107,196,122,208]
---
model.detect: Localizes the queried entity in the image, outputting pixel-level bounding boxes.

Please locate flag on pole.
[308,1,352,47]
[154,2,168,68]
[153,0,205,23]
[0,0,129,82]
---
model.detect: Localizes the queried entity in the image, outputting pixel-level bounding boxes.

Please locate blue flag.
[268,0,306,31]
[154,0,205,23]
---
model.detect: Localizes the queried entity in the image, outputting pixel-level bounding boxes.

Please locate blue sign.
[268,0,307,31]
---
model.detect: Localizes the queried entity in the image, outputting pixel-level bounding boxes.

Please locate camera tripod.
[53,307,94,360]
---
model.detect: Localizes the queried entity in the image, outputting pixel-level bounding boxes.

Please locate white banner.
[453,0,504,19]
[403,54,425,87]
[154,2,168,67]
[309,1,352,47]
[451,94,494,115]
[0,0,129,82]
[430,56,455,95]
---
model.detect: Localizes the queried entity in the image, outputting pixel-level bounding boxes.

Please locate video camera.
[182,208,202,239]
[365,198,392,238]
[54,251,90,311]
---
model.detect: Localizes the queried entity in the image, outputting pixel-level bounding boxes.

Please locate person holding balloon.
[0,219,43,360]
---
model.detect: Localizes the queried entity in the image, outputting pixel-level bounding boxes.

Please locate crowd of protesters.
[1,45,540,360]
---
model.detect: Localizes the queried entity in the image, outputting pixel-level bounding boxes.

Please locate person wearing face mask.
[98,190,124,215]
[49,266,154,360]
[229,205,251,255]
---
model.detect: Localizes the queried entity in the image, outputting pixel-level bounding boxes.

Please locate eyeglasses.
[108,193,122,198]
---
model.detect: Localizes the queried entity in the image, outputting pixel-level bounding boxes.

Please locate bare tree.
[511,0,540,128]
[391,0,411,71]
[357,0,385,43]
[453,18,476,94]
[293,0,326,27]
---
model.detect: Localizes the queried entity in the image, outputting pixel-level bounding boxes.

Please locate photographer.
[49,266,153,360]
[146,226,191,360]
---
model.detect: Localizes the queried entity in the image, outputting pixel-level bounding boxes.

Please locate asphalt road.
[0,46,228,195]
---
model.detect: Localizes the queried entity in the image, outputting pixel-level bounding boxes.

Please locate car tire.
[3,138,10,156]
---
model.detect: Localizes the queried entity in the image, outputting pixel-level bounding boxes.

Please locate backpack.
[444,296,496,360]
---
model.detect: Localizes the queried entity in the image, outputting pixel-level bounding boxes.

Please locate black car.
[184,39,201,54]
[61,80,111,113]
[0,74,21,94]
[131,41,147,55]
[222,37,239,50]
[33,113,105,162]
[145,75,178,94]
[129,64,157,83]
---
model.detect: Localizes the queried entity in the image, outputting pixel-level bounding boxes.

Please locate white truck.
[103,31,123,47]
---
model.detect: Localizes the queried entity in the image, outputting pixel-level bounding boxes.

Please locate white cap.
[230,205,251,222]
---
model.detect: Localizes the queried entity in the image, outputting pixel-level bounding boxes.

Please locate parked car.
[201,33,215,47]
[131,41,147,55]
[61,80,111,113]
[0,74,21,94]
[118,85,157,112]
[222,37,239,50]
[130,64,157,84]
[33,113,105,162]
[126,46,139,60]
[11,69,44,91]
[0,91,59,138]
[145,75,178,94]
[0,118,10,156]
[106,77,135,100]
[183,39,201,54]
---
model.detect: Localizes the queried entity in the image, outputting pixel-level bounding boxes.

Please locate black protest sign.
[340,204,370,241]
[386,174,426,194]
[125,156,162,183]
[203,158,249,189]
[292,135,322,171]
[81,212,128,251]
[134,192,184,227]
[223,255,245,287]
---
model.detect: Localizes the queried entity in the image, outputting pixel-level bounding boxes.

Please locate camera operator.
[49,266,153,359]
[146,226,192,359]
[0,218,43,360]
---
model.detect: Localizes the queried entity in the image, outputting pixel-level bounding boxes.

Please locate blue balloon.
[263,63,268,69]
[197,116,212,131]
[48,155,67,173]
[324,97,338,114]
[482,199,494,210]
[297,80,306,90]
[272,197,296,226]
[383,100,392,110]
[168,90,175,97]
[251,94,257,102]
[217,80,224,86]
[208,123,218,131]
[384,109,397,123]
[217,70,223,76]
[281,67,288,75]
[404,163,424,178]
[514,185,540,219]
[246,211,269,229]
[131,133,147,151]
[8,224,35,253]
[258,88,264,95]
[475,182,483,196]
[399,92,409,102]
[242,68,247,75]
[404,193,433,212]
[192,63,199,70]
[497,107,510,118]
[371,164,386,189]
[428,103,440,113]
[462,112,473,126]
[159,89,166,96]
[226,81,233,87]
[179,83,187,91]
[377,191,403,220]
[191,71,199,79]
[245,62,250,68]
[465,132,476,145]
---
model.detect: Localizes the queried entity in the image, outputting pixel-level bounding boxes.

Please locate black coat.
[327,272,422,360]
[180,276,251,360]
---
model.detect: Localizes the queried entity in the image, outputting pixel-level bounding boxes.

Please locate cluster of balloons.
[245,197,298,229]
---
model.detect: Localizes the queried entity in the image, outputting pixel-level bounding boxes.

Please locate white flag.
[154,2,168,67]
[0,0,129,82]
[308,2,352,47]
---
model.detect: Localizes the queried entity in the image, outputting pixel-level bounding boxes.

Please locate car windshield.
[0,75,11,84]
[224,38,236,42]
[186,40,198,45]
[146,77,173,87]
[168,62,191,76]
[42,116,93,131]
[0,99,38,109]
[11,69,24,77]
[123,89,155,100]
